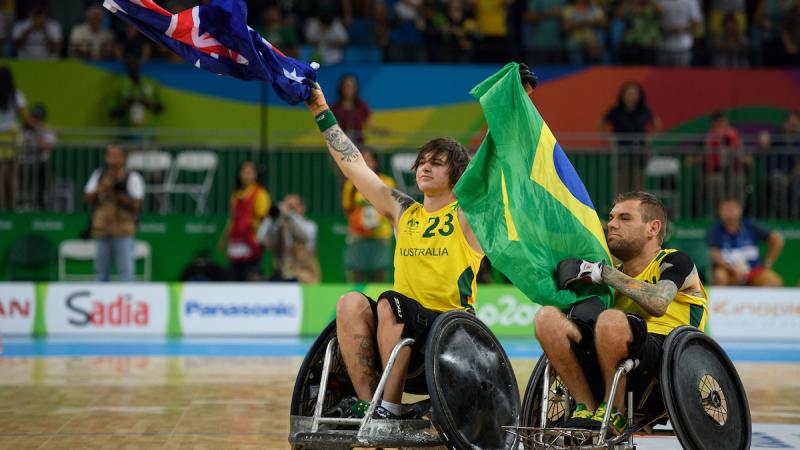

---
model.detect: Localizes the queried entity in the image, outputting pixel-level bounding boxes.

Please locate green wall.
[3,213,800,285]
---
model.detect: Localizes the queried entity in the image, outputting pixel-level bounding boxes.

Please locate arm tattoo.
[601,265,677,317]
[354,334,378,392]
[391,189,415,214]
[323,125,361,163]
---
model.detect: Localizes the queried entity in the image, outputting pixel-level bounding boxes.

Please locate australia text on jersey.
[398,247,450,257]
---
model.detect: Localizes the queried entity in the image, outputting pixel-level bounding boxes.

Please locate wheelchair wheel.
[290,320,356,417]
[520,355,576,428]
[425,311,520,450]
[661,331,751,450]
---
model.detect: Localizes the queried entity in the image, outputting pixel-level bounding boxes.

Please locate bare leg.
[375,298,410,404]
[713,266,733,286]
[534,306,598,410]
[335,292,378,400]
[594,310,633,412]
[750,269,783,287]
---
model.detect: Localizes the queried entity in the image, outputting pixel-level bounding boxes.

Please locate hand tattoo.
[601,265,677,317]
[323,125,361,163]
[391,189,415,215]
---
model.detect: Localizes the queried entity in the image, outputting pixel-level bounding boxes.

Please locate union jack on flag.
[102,0,319,105]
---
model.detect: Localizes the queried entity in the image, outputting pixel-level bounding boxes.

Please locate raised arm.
[306,84,413,224]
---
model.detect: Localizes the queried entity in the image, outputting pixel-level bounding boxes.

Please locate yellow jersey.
[342,174,396,240]
[392,201,484,313]
[615,249,709,335]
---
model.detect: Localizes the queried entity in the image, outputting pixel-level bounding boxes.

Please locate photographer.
[84,143,144,282]
[257,194,321,283]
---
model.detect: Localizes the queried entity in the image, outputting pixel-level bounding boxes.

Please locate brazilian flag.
[454,63,614,309]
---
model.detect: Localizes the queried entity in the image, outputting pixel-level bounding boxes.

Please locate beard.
[608,234,647,261]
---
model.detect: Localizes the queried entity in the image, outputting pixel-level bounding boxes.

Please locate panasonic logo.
[185,300,296,317]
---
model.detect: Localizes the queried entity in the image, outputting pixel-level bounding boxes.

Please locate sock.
[380,400,402,416]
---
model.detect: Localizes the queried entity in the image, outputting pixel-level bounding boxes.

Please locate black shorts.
[365,290,441,372]
[567,298,665,401]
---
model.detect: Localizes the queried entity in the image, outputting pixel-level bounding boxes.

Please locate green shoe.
[350,400,370,418]
[563,403,600,429]
[593,402,627,435]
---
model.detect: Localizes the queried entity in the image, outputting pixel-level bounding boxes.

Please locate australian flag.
[103,0,318,105]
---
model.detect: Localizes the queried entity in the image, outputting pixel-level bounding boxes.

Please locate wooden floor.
[0,357,797,449]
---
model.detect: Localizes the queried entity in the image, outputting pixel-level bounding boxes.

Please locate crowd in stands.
[2,0,799,66]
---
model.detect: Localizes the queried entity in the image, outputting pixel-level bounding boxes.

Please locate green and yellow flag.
[454,63,614,309]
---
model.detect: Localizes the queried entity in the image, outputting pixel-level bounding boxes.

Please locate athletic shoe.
[349,399,370,418]
[324,396,357,417]
[373,405,400,420]
[592,402,627,435]
[562,403,601,430]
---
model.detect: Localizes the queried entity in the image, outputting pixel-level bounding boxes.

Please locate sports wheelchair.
[288,310,521,450]
[507,326,751,450]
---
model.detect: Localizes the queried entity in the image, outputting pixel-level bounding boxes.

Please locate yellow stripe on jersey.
[615,249,709,335]
[393,201,484,312]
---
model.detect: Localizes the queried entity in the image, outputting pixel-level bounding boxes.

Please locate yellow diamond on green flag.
[454,63,614,309]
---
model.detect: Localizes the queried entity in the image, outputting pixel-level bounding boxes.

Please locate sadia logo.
[0,297,31,318]
[66,290,149,327]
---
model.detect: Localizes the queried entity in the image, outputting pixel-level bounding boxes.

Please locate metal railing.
[3,131,798,219]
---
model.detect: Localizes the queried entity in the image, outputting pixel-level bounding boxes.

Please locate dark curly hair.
[412,137,470,186]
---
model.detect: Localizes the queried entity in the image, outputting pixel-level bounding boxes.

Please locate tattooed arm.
[306,84,413,223]
[600,264,676,317]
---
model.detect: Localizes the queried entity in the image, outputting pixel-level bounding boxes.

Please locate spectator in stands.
[342,148,395,282]
[782,0,800,65]
[115,23,153,63]
[708,0,747,42]
[654,0,702,65]
[614,0,661,64]
[708,197,784,286]
[110,56,164,133]
[11,1,61,60]
[600,81,662,192]
[752,0,789,65]
[430,0,480,62]
[258,194,321,283]
[762,111,800,218]
[20,103,56,210]
[331,74,387,145]
[0,66,27,211]
[386,0,426,62]
[218,161,271,282]
[0,0,13,56]
[68,5,114,60]
[255,4,299,57]
[562,0,607,64]
[304,10,349,64]
[474,0,512,62]
[84,144,145,282]
[711,11,750,67]
[696,111,751,210]
[525,0,568,63]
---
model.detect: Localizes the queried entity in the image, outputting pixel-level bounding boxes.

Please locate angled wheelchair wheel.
[425,311,520,450]
[290,320,356,417]
[520,355,576,428]
[661,331,751,450]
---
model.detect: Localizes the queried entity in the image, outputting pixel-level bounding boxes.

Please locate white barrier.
[0,283,36,335]
[708,287,800,341]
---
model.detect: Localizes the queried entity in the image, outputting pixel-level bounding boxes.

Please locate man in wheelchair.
[303,70,539,421]
[534,191,709,435]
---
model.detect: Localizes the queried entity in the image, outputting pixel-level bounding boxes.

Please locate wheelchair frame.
[507,326,751,450]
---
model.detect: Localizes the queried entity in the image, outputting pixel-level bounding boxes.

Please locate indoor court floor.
[0,338,798,449]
